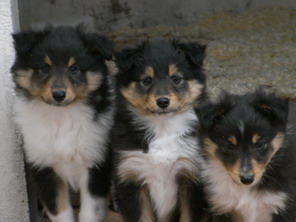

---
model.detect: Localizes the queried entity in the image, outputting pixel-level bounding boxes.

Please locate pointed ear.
[252,90,289,124]
[115,41,147,72]
[173,40,206,67]
[12,31,47,56]
[77,25,113,60]
[195,92,233,130]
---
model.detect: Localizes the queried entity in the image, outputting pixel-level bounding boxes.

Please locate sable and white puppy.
[11,26,115,222]
[112,39,209,222]
[196,90,296,222]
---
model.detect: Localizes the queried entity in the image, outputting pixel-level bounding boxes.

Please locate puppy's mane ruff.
[118,108,200,220]
[15,96,114,190]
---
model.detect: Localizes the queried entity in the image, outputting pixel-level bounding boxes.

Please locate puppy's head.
[11,25,113,106]
[115,39,206,115]
[196,90,289,186]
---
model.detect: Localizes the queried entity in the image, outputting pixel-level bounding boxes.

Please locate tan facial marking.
[168,79,204,113]
[140,185,155,222]
[182,80,203,108]
[121,82,157,115]
[271,132,285,155]
[203,138,219,159]
[250,133,285,185]
[45,56,53,66]
[68,57,76,67]
[86,71,103,92]
[168,64,178,76]
[146,66,154,78]
[225,161,241,185]
[168,91,181,109]
[252,134,261,144]
[15,69,33,90]
[228,136,237,145]
[64,78,76,101]
[41,76,55,102]
[40,76,77,105]
[251,159,266,184]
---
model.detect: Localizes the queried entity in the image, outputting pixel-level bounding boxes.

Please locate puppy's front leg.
[79,162,111,222]
[32,167,74,222]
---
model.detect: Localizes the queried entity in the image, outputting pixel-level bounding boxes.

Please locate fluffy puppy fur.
[11,26,115,222]
[112,39,209,222]
[195,90,296,222]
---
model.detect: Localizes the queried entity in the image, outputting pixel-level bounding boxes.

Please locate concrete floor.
[106,211,123,222]
[41,210,123,222]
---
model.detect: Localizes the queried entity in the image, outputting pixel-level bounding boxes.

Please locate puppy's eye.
[40,64,50,74]
[226,143,236,152]
[223,143,236,152]
[142,77,153,86]
[255,141,267,151]
[171,75,183,85]
[69,65,79,75]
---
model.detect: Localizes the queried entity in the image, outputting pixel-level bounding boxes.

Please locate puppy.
[112,39,208,222]
[11,26,115,222]
[196,90,296,222]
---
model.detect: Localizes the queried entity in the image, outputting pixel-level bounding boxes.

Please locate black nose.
[156,97,170,109]
[240,174,254,185]
[52,90,66,102]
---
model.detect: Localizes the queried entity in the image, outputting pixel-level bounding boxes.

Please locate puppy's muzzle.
[156,97,170,109]
[52,89,66,102]
[239,173,254,185]
[240,161,254,185]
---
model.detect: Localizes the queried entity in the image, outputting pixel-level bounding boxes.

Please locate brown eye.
[142,77,152,86]
[69,65,79,75]
[171,75,183,85]
[225,143,236,152]
[255,141,267,151]
[40,64,50,74]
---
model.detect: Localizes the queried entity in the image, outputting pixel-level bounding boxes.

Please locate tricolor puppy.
[112,39,208,222]
[196,90,296,222]
[11,26,114,222]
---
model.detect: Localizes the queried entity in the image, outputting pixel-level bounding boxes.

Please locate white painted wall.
[19,0,296,32]
[0,0,29,221]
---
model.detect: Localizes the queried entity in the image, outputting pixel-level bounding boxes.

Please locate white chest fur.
[14,97,113,190]
[118,109,200,220]
[202,159,287,222]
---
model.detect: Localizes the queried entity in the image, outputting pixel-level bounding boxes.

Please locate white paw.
[47,208,74,222]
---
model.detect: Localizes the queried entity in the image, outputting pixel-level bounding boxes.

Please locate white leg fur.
[46,181,74,222]
[47,207,74,222]
[79,194,108,222]
[79,174,108,222]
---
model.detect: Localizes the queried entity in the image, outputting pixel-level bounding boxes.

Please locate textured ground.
[108,6,296,99]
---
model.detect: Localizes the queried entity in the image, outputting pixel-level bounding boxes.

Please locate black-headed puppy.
[11,25,114,222]
[112,39,208,222]
[196,90,296,222]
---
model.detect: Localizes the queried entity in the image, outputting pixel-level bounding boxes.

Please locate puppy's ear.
[115,41,147,72]
[252,89,289,124]
[195,92,233,130]
[77,25,113,60]
[173,40,206,67]
[12,31,47,56]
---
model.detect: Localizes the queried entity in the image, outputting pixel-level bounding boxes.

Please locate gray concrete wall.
[0,0,29,221]
[19,0,296,32]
